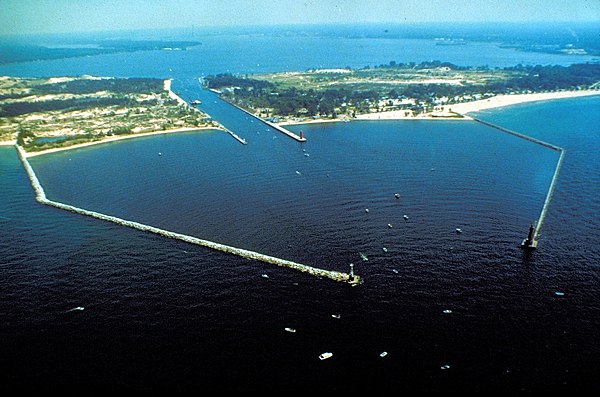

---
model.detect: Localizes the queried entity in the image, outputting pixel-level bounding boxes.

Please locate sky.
[1,0,599,36]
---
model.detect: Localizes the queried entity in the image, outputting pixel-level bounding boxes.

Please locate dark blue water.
[1,27,600,392]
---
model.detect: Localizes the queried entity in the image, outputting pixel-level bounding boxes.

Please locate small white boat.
[395,193,400,199]
[304,153,310,157]
[285,327,296,333]
[295,170,301,175]
[388,223,393,228]
[331,314,341,319]
[382,247,388,252]
[365,208,369,213]
[190,99,201,105]
[392,269,399,274]
[443,309,453,314]
[360,252,368,261]
[380,351,388,357]
[403,215,409,220]
[262,274,269,279]
[67,306,85,312]
[456,228,462,233]
[158,152,162,156]
[319,352,333,360]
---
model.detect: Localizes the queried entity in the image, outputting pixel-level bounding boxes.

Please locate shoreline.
[15,89,600,156]
[277,89,600,125]
[446,89,600,115]
[24,127,216,158]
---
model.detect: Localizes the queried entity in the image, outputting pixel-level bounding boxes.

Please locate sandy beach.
[284,89,600,124]
[13,89,600,156]
[447,89,600,115]
[24,127,215,158]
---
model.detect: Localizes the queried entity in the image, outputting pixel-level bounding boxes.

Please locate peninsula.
[0,75,219,155]
[204,61,600,123]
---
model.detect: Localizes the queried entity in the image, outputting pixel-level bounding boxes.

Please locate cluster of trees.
[34,78,165,95]
[367,60,464,70]
[206,74,381,117]
[207,62,600,118]
[0,96,150,117]
[489,63,600,92]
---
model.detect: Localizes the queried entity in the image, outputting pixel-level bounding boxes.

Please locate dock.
[15,145,358,285]
[222,99,306,142]
[472,117,565,248]
[472,117,562,152]
[220,126,247,145]
[166,79,247,145]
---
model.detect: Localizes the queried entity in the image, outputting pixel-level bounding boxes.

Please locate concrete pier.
[16,145,358,285]
[220,126,247,145]
[222,99,306,142]
[166,79,247,145]
[531,147,565,246]
[471,118,565,248]
[472,118,562,152]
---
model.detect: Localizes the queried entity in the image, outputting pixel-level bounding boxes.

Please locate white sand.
[447,90,600,115]
[308,90,600,122]
[24,127,214,158]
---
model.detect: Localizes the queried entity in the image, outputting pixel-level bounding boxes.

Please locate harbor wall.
[471,118,565,247]
[219,97,306,142]
[15,145,357,284]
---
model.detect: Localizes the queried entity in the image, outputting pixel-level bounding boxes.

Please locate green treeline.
[0,78,168,117]
[1,96,160,118]
[205,63,600,118]
[33,78,165,95]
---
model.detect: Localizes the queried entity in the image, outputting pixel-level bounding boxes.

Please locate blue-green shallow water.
[2,96,599,393]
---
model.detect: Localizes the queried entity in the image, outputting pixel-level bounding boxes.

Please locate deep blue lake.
[1,25,599,392]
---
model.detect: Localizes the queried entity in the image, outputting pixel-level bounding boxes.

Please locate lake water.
[1,25,599,392]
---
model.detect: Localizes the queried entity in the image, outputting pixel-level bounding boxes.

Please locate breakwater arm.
[166,79,247,145]
[218,97,306,142]
[472,118,562,152]
[15,145,357,285]
[471,118,565,248]
[534,148,565,243]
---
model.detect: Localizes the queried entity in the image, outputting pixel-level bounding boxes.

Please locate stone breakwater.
[15,145,359,285]
[471,118,565,247]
